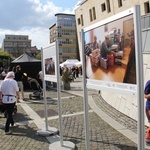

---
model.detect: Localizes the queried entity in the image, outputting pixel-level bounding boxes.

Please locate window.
[106,0,111,13]
[78,18,81,25]
[144,2,150,14]
[89,7,96,22]
[92,7,96,20]
[101,3,106,12]
[81,15,84,26]
[118,0,122,7]
[89,9,93,21]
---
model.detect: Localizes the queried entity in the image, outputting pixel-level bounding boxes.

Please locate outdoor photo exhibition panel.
[84,7,139,96]
[40,42,58,135]
[42,42,75,149]
[42,42,57,82]
[82,6,144,150]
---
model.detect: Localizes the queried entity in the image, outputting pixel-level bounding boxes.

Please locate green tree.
[36,51,41,60]
[0,50,11,57]
[0,50,12,68]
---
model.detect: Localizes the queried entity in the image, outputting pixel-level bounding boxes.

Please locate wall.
[100,53,150,126]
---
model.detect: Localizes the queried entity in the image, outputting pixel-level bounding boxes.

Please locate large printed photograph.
[45,57,55,75]
[84,14,136,84]
[42,42,57,82]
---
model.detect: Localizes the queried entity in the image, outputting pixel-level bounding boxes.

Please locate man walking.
[0,71,20,134]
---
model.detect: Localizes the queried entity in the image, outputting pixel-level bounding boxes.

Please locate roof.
[11,52,41,63]
[55,13,75,17]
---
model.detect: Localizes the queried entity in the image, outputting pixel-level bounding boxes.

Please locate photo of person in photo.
[45,57,55,75]
[84,15,136,84]
[100,35,116,58]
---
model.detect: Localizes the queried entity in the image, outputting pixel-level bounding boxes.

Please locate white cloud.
[0,0,79,49]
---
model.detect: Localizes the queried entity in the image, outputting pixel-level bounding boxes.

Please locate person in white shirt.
[0,71,20,134]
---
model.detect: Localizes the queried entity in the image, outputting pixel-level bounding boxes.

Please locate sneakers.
[5,130,13,135]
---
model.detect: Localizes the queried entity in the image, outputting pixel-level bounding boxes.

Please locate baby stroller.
[28,78,43,100]
[0,103,17,118]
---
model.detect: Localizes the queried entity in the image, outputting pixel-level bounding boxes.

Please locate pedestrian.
[15,65,26,101]
[144,80,150,126]
[37,70,43,88]
[0,71,20,134]
[71,66,76,80]
[75,66,79,78]
[1,69,7,79]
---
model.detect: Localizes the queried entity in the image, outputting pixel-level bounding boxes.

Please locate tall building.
[75,0,150,60]
[2,35,31,58]
[49,13,79,63]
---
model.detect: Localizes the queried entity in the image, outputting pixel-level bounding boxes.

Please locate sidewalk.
[0,77,149,149]
[66,77,149,149]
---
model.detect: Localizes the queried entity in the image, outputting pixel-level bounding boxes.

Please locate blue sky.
[0,0,81,49]
[42,0,80,9]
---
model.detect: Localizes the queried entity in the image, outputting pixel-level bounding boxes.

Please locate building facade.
[49,13,79,63]
[2,35,31,58]
[75,0,150,60]
[75,0,150,126]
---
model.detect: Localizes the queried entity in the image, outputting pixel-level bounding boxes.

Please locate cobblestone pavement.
[0,105,50,150]
[0,77,147,150]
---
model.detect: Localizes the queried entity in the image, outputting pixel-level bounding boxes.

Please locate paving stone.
[0,77,139,150]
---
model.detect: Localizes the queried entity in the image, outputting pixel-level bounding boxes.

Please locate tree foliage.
[36,51,41,60]
[0,50,11,57]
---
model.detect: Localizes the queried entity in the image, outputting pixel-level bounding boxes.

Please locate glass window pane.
[144,30,150,52]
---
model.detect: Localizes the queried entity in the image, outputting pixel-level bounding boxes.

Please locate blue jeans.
[4,103,15,132]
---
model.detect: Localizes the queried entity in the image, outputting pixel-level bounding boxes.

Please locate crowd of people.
[0,64,82,135]
[0,65,30,134]
[0,65,27,101]
[60,65,82,81]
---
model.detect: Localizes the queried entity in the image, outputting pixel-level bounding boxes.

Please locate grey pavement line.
[65,90,149,147]
[24,96,76,104]
[18,100,48,129]
[88,95,150,150]
[0,120,34,129]
[88,95,137,144]
[65,90,83,97]
[18,100,59,145]
[44,110,94,121]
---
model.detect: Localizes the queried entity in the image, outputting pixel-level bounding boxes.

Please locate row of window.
[59,38,76,44]
[77,0,150,26]
[57,30,76,36]
[4,42,31,47]
[57,16,75,21]
[50,29,76,36]
[59,41,75,45]
[6,37,28,40]
[4,41,30,45]
[50,38,77,44]
[57,21,76,27]
[5,48,28,52]
[59,47,76,53]
[61,56,76,62]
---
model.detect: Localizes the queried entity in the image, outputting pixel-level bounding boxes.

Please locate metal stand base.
[49,141,75,150]
[37,127,58,136]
